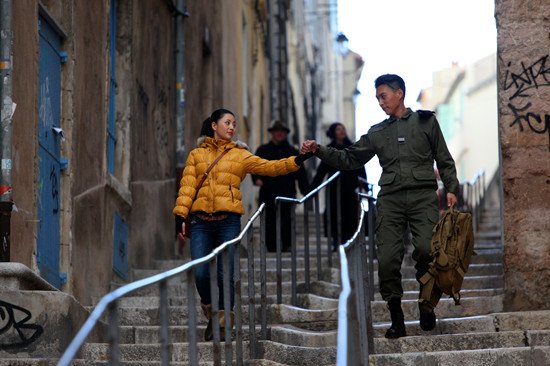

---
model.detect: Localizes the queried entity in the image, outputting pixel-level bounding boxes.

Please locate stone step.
[269,325,336,348]
[374,330,527,354]
[107,310,550,346]
[403,249,501,266]
[399,275,503,292]
[136,261,502,285]
[118,270,502,302]
[475,230,502,240]
[149,250,502,278]
[374,287,504,301]
[72,362,283,366]
[258,340,336,365]
[72,362,216,366]
[269,326,548,355]
[131,267,336,285]
[370,346,550,365]
[258,333,550,365]
[371,295,504,322]
[80,342,252,363]
[112,293,503,327]
[118,324,265,344]
[0,360,52,366]
[124,279,319,298]
[114,303,340,327]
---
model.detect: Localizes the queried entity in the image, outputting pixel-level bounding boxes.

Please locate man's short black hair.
[375,74,406,98]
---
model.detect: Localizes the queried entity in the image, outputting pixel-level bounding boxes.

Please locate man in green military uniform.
[301,74,459,338]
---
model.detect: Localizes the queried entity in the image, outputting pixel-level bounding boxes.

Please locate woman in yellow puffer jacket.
[173,108,311,341]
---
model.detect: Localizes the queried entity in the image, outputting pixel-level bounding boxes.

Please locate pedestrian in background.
[174,109,313,341]
[252,120,309,252]
[310,122,367,249]
[301,74,459,339]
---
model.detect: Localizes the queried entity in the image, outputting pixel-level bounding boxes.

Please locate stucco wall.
[11,1,39,267]
[128,0,176,271]
[9,0,177,306]
[496,0,550,310]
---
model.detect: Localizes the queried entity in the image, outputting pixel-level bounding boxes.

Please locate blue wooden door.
[37,16,63,288]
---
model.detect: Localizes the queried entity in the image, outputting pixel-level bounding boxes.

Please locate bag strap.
[192,148,232,202]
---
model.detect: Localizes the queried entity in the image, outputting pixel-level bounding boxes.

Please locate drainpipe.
[0,0,13,262]
[175,0,188,170]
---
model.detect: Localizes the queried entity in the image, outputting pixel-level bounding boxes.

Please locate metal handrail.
[58,203,267,366]
[336,192,376,365]
[458,169,486,234]
[274,171,342,305]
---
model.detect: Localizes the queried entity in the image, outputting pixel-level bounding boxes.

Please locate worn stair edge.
[369,346,550,366]
[258,340,336,366]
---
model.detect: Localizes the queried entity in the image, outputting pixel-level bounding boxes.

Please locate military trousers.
[375,188,440,301]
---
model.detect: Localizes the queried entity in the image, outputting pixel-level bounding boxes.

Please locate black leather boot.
[419,302,436,331]
[385,298,406,339]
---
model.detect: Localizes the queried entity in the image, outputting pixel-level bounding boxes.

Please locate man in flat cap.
[252,120,309,252]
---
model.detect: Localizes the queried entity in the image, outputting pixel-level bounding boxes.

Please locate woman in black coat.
[310,123,367,249]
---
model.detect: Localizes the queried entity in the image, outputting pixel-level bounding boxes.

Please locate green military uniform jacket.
[317,108,459,197]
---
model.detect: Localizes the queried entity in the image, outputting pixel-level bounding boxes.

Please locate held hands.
[301,140,319,154]
[178,222,186,241]
[447,192,458,208]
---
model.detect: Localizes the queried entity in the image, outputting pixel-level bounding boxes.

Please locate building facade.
[1,0,361,310]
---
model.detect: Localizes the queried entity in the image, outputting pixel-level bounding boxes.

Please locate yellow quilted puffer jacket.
[173,137,300,219]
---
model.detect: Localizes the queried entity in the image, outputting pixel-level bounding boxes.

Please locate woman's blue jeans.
[189,213,241,310]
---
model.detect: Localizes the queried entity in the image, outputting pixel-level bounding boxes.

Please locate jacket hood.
[196,136,249,150]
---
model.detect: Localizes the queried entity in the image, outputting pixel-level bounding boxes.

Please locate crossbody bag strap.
[192,148,232,201]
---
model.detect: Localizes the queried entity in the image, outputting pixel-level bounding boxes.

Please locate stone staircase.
[4,205,550,365]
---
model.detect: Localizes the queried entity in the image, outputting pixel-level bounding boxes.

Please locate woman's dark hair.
[199,118,214,137]
[326,122,352,145]
[200,108,235,137]
[374,74,406,98]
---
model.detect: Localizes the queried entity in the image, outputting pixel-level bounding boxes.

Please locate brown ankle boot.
[201,304,213,341]
[218,310,235,341]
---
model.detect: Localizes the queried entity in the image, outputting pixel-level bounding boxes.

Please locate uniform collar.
[387,108,413,123]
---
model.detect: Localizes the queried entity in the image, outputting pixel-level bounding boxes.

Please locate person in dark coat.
[252,120,310,252]
[310,122,367,249]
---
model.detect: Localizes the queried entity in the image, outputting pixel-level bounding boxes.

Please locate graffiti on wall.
[0,300,44,349]
[503,54,550,150]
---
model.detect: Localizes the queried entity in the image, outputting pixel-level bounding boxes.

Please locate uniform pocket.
[378,172,396,186]
[412,169,436,182]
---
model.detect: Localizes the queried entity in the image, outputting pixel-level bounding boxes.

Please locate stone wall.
[495,0,550,310]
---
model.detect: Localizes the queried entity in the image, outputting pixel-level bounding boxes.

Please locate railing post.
[107,302,120,366]
[159,280,170,366]
[247,224,257,359]
[186,270,198,365]
[314,195,322,281]
[276,201,282,304]
[336,176,342,247]
[326,184,333,268]
[235,234,244,365]
[303,199,310,292]
[260,210,268,340]
[209,259,221,366]
[222,251,232,364]
[367,198,376,301]
[291,204,298,306]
